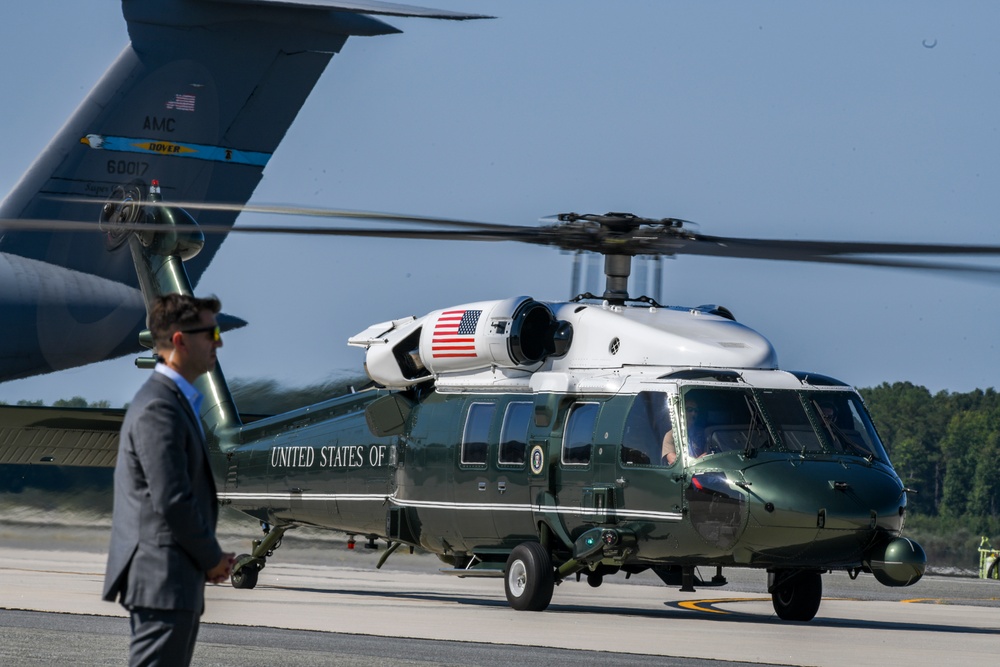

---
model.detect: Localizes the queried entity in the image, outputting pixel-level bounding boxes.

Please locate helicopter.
[11,181,1000,622]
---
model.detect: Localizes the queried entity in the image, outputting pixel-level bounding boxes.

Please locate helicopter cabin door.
[528,398,617,550]
[613,390,685,548]
[450,397,540,551]
[490,399,536,542]
[452,399,498,549]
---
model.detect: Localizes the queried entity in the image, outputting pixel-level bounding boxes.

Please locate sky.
[2,0,1000,407]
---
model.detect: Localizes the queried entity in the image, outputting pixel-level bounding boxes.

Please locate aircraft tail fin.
[1,0,411,279]
[0,0,481,380]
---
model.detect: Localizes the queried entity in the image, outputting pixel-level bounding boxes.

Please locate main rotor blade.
[45,197,1000,258]
[683,233,1000,259]
[52,196,519,232]
[785,254,1000,278]
[0,217,537,242]
[174,201,519,232]
[8,211,1000,279]
[637,233,1000,277]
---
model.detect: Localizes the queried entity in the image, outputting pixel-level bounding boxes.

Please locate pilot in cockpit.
[683,399,708,457]
[652,398,676,466]
[660,426,677,466]
[662,398,705,463]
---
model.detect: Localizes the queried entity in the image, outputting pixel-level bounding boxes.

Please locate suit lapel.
[150,372,219,499]
[149,373,213,473]
[150,372,202,438]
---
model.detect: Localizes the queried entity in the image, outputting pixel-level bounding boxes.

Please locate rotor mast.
[603,253,632,305]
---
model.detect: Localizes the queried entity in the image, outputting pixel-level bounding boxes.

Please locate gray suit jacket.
[102,371,223,612]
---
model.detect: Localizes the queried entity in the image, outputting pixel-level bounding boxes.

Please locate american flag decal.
[166,93,196,112]
[432,309,481,358]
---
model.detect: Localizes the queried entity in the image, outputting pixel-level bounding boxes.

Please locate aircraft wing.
[0,405,125,468]
[217,0,492,19]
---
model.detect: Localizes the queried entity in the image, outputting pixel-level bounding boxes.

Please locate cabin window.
[621,391,675,466]
[499,401,532,465]
[461,402,495,465]
[562,402,599,465]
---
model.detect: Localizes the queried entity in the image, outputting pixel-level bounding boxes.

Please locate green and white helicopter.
[14,181,1000,622]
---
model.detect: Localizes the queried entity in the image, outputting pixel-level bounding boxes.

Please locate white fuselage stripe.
[217,492,682,522]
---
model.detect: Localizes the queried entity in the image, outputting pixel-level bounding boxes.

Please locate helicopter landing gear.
[230,523,290,590]
[768,569,822,621]
[231,553,259,589]
[504,542,554,611]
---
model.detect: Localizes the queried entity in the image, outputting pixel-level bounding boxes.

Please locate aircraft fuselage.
[216,374,910,578]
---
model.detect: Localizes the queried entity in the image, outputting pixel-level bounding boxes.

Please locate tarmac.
[2,522,1000,667]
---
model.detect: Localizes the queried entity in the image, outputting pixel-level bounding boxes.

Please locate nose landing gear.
[768,569,823,621]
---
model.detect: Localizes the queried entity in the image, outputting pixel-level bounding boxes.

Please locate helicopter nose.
[735,460,907,565]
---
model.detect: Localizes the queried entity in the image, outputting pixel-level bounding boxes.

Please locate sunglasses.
[181,324,221,342]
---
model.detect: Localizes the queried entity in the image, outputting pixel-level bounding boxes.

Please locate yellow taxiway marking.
[677,597,771,614]
[678,596,1000,614]
[903,597,1000,604]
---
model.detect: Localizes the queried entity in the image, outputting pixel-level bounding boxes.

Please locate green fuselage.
[214,382,907,573]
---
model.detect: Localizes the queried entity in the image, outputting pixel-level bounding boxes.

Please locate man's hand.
[207,552,236,584]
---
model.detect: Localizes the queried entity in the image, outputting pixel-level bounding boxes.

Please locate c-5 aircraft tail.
[0,0,485,381]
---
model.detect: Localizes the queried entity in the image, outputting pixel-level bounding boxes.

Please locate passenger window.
[562,403,599,465]
[461,403,495,465]
[622,391,674,466]
[499,402,532,465]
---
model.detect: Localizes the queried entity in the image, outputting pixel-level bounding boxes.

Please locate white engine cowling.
[348,296,571,388]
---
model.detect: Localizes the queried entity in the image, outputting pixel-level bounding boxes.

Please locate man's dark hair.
[149,294,221,349]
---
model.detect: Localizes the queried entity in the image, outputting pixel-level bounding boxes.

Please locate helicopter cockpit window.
[681,388,775,458]
[621,391,674,466]
[756,390,822,453]
[677,387,889,463]
[499,401,532,465]
[461,402,495,466]
[804,391,889,463]
[563,402,599,466]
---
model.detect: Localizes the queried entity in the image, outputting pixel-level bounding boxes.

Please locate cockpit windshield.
[800,390,889,462]
[680,388,775,458]
[621,387,890,466]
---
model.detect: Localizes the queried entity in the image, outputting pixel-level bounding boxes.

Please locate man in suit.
[103,293,235,666]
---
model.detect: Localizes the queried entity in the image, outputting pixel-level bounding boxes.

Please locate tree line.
[4,397,112,408]
[860,383,1000,527]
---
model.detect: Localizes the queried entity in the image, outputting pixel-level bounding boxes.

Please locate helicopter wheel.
[504,542,554,611]
[231,554,260,590]
[770,570,822,621]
